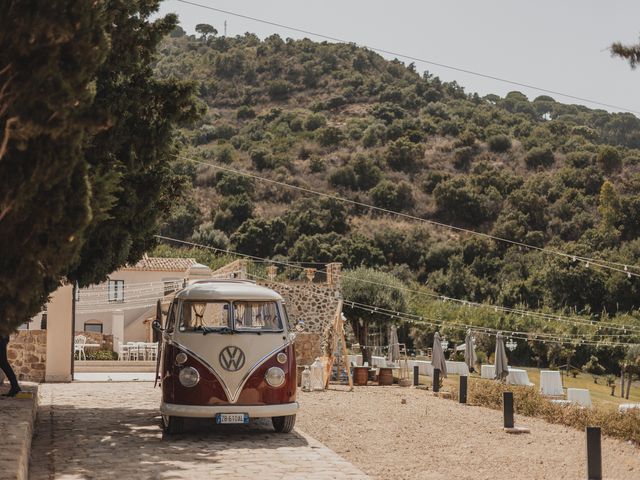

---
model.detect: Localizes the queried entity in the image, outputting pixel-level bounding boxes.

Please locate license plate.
[216,413,249,424]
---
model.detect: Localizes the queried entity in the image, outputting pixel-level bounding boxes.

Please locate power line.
[174,0,640,116]
[155,235,640,335]
[245,271,638,347]
[174,154,640,277]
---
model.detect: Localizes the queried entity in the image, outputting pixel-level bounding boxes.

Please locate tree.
[596,145,622,173]
[384,137,423,172]
[195,23,217,40]
[342,267,408,365]
[597,180,621,233]
[66,2,200,288]
[487,134,512,153]
[0,1,199,334]
[190,222,229,250]
[582,355,606,383]
[0,1,111,334]
[612,37,640,68]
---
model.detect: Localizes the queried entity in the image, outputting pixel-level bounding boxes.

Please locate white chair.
[146,343,158,361]
[117,342,130,361]
[126,342,141,361]
[74,335,87,361]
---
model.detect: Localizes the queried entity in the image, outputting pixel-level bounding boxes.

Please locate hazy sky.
[157,0,640,115]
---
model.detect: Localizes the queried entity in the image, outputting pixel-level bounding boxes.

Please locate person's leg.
[0,336,20,394]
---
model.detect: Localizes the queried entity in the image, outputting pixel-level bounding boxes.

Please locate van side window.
[165,301,177,333]
[233,301,283,332]
[179,301,230,332]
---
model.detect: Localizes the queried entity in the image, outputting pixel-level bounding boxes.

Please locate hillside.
[153,29,640,317]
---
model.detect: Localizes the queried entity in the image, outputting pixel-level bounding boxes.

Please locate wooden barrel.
[353,366,369,386]
[378,367,394,386]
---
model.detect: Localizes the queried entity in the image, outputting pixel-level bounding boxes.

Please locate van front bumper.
[160,401,299,418]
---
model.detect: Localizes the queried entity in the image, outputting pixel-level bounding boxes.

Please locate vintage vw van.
[154,279,298,434]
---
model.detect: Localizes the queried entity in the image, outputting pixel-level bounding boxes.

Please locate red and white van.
[153,279,298,434]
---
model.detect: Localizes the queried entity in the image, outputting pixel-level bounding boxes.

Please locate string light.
[155,236,640,336]
[171,155,640,278]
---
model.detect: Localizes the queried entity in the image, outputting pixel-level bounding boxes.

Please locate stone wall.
[7,331,47,383]
[75,331,114,352]
[258,280,340,365]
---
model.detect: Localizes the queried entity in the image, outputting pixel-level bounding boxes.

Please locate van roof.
[175,278,283,302]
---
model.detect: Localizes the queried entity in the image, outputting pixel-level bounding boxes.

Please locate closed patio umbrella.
[494,332,509,381]
[387,325,400,365]
[464,329,477,373]
[431,331,448,378]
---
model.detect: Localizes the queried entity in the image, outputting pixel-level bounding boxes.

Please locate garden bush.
[86,350,118,361]
[457,379,640,444]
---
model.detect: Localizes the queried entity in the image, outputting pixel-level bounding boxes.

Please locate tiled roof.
[123,255,197,272]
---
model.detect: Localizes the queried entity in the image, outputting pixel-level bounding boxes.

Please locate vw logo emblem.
[219,346,246,372]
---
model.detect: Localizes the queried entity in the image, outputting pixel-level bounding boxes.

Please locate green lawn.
[429,367,640,409]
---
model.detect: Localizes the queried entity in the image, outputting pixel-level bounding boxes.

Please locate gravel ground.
[296,385,640,480]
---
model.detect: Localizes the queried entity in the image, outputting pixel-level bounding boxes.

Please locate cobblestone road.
[29,383,369,480]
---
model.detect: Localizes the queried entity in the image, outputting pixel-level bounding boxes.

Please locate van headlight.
[265,367,285,387]
[179,366,200,387]
[176,352,188,365]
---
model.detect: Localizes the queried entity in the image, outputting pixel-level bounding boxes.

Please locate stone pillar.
[45,284,73,382]
[305,268,316,283]
[267,265,277,280]
[111,309,125,348]
[326,263,342,289]
[237,259,248,279]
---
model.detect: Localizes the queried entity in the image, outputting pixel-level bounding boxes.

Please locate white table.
[481,364,495,379]
[371,356,387,368]
[506,368,531,386]
[567,388,592,407]
[540,370,564,396]
[481,365,531,385]
[618,403,640,413]
[407,360,431,375]
[348,354,363,366]
[417,360,470,377]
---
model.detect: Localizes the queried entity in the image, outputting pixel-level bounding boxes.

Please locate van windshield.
[233,301,283,332]
[179,301,230,333]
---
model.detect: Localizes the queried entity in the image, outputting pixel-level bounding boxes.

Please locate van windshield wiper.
[202,326,232,336]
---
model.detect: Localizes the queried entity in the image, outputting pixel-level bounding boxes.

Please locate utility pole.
[224,20,227,37]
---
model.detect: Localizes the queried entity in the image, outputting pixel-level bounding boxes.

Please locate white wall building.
[28,255,213,349]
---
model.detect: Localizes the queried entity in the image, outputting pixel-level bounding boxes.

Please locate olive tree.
[342,267,408,365]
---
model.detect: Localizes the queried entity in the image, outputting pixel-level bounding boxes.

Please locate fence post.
[459,375,468,404]
[503,391,514,428]
[586,427,602,480]
[433,368,440,393]
[413,365,419,386]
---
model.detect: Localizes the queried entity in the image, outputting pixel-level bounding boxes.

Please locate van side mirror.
[295,319,305,332]
[152,320,163,342]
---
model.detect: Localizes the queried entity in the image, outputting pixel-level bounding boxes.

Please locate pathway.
[29,383,369,480]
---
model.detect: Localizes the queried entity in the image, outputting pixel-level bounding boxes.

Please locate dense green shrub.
[596,145,622,173]
[487,134,512,152]
[236,105,256,120]
[316,125,344,147]
[304,113,327,131]
[525,146,555,169]
[370,180,414,211]
[249,147,274,170]
[385,137,423,172]
[268,79,293,100]
[328,166,358,190]
[191,222,230,249]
